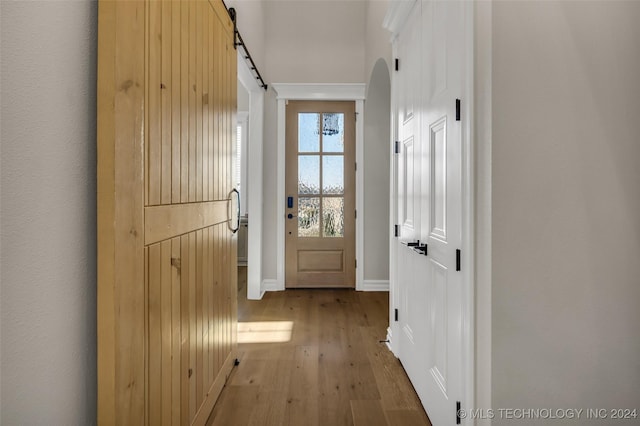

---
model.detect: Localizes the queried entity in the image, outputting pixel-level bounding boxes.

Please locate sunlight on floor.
[237,321,294,344]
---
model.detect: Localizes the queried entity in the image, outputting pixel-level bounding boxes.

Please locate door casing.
[270,84,366,292]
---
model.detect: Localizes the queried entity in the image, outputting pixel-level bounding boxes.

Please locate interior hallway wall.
[363,59,391,281]
[225,0,266,78]
[0,0,97,422]
[264,0,366,84]
[491,1,640,420]
[259,0,392,286]
[365,0,392,85]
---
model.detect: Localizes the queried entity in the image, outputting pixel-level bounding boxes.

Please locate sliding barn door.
[97,1,238,424]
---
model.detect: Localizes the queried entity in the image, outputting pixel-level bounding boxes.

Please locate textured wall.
[492,1,640,423]
[0,0,97,422]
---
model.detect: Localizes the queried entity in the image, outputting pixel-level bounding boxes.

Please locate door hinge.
[456,99,461,121]
[394,308,399,322]
[394,141,400,154]
[456,249,461,271]
[355,209,357,219]
[394,224,400,237]
[395,58,399,71]
[456,401,461,424]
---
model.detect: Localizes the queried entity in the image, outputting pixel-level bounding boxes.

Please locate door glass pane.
[298,156,319,194]
[299,113,320,152]
[322,156,344,194]
[323,197,344,237]
[298,197,320,237]
[322,113,344,153]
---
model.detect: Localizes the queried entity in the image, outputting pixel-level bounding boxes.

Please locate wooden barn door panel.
[98,1,238,424]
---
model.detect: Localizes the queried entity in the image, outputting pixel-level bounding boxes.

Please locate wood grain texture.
[97,0,146,423]
[144,201,227,245]
[206,269,430,426]
[351,400,388,426]
[98,1,237,424]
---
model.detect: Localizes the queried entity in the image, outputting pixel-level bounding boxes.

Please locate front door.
[285,101,356,288]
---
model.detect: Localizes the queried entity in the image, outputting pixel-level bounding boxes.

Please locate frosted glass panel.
[323,156,344,194]
[298,197,320,237]
[323,197,344,237]
[298,113,320,152]
[298,156,319,194]
[322,113,344,153]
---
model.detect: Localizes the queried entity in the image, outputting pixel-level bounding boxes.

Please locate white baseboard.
[361,280,390,292]
[261,279,387,292]
[386,327,394,354]
[262,279,284,292]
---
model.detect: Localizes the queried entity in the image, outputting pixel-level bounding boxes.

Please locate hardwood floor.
[206,267,431,426]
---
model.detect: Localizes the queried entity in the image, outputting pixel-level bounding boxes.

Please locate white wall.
[264,0,366,83]
[0,0,97,423]
[257,1,393,285]
[491,1,640,422]
[262,87,279,280]
[365,0,392,86]
[225,0,266,76]
[238,82,250,112]
[363,59,390,281]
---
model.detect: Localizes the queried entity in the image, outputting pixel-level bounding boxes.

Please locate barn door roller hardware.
[227,7,268,91]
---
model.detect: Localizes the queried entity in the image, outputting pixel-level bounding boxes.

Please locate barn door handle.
[228,188,240,233]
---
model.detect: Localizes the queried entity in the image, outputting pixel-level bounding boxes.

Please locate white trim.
[388,37,400,356]
[355,100,365,291]
[237,111,249,217]
[474,1,492,423]
[261,279,281,293]
[385,327,394,352]
[361,280,390,292]
[275,99,286,291]
[383,0,418,38]
[461,1,477,422]
[238,51,266,301]
[272,83,366,291]
[272,83,366,101]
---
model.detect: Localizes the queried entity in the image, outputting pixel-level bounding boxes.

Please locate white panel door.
[395,1,428,398]
[397,1,421,243]
[393,1,467,425]
[419,0,465,424]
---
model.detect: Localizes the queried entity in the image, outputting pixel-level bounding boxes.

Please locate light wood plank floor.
[206,267,431,426]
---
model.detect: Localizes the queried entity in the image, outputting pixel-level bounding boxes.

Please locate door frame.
[384,0,477,421]
[270,84,366,291]
[237,50,266,301]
